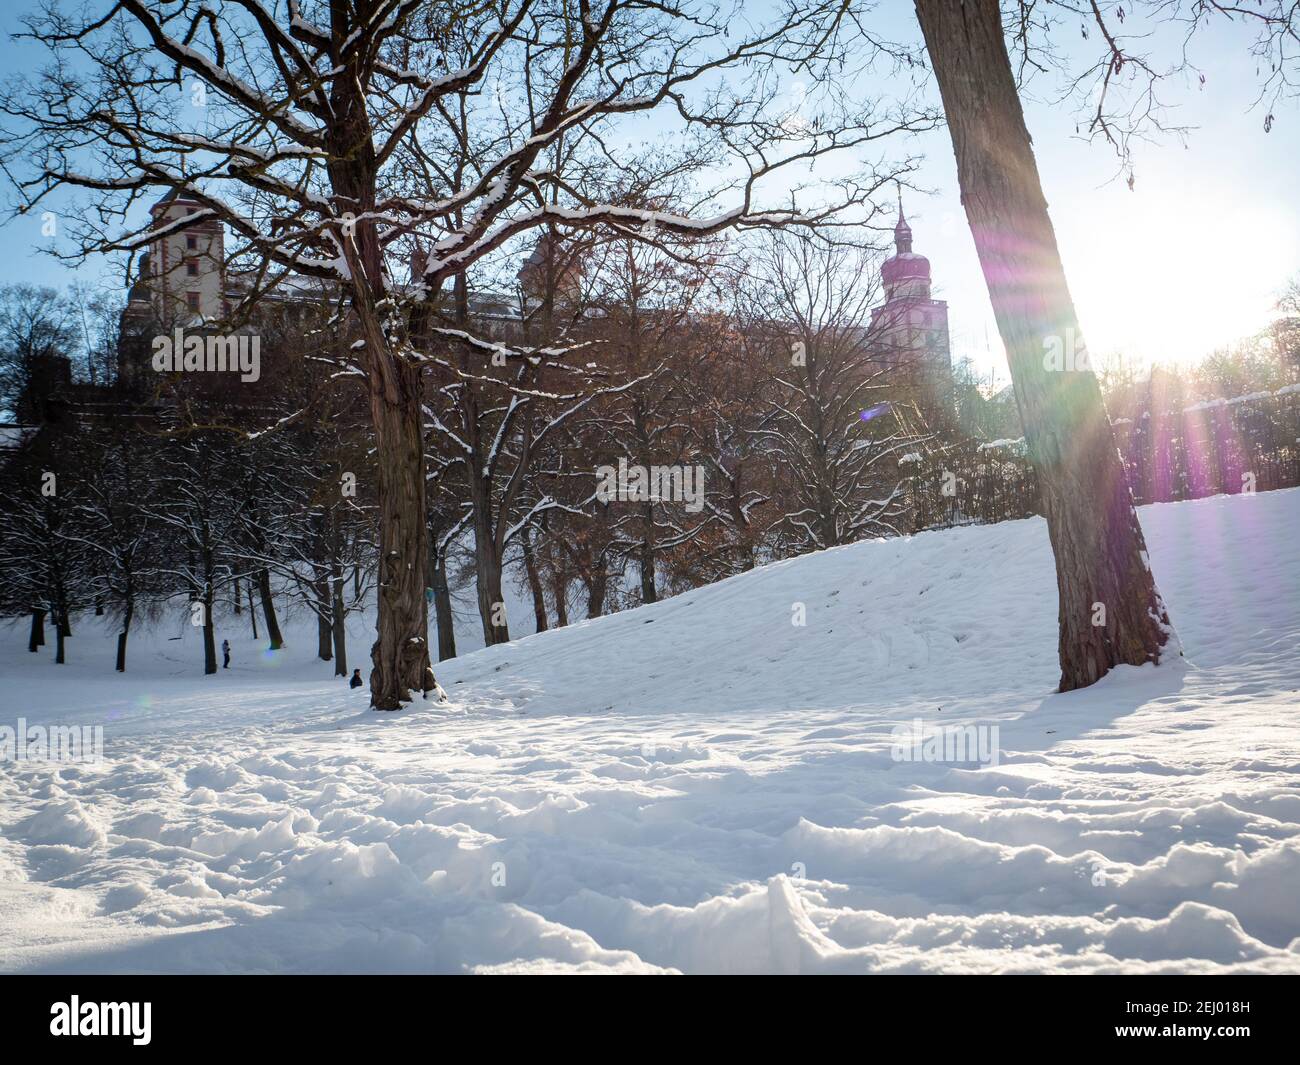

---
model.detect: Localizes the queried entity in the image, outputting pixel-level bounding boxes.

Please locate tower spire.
[894,188,913,255]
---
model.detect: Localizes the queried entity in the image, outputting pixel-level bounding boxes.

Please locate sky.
[0,1,1295,388]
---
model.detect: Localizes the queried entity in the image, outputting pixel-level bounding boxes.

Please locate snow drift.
[1,489,1298,973]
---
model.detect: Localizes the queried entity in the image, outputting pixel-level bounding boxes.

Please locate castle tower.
[868,200,953,408]
[138,187,226,325]
[117,186,229,387]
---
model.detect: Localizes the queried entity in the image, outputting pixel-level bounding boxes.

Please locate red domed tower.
[868,200,953,409]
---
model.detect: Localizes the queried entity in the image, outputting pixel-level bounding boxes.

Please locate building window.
[186,259,198,276]
[186,292,200,311]
[186,235,198,250]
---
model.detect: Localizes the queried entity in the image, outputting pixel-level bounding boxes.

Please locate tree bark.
[256,567,284,650]
[587,562,608,620]
[639,501,658,605]
[521,525,549,633]
[247,582,259,640]
[28,607,45,652]
[432,552,457,661]
[551,569,569,628]
[115,596,133,673]
[329,28,438,711]
[316,596,333,661]
[367,352,438,707]
[915,0,1174,690]
[331,567,348,678]
[471,493,510,646]
[56,582,71,638]
[202,581,216,676]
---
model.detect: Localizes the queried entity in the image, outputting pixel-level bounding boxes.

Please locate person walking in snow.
[350,668,363,690]
[222,639,231,669]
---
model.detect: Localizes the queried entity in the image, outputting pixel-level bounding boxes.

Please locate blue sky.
[0,1,1295,385]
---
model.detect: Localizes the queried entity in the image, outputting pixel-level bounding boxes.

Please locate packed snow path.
[2,490,1298,973]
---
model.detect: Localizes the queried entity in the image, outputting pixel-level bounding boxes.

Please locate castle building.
[123,188,227,328]
[868,203,953,409]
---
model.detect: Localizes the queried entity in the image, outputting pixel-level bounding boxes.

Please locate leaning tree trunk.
[915,0,1173,690]
[256,567,285,650]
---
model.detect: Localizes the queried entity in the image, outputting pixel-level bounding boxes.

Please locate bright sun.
[1065,188,1296,373]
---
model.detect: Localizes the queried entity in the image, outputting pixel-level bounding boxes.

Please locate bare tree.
[913,0,1300,688]
[2,0,933,705]
[740,231,918,553]
[914,0,1174,690]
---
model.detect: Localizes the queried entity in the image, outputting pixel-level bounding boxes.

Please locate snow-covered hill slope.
[1,490,1298,973]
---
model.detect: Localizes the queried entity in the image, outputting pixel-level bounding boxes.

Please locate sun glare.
[1066,188,1296,373]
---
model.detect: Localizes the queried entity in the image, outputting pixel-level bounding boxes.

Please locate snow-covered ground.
[1,489,1298,973]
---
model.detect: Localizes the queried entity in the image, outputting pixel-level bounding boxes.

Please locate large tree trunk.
[329,25,438,711]
[915,0,1174,690]
[368,352,438,708]
[256,567,284,650]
